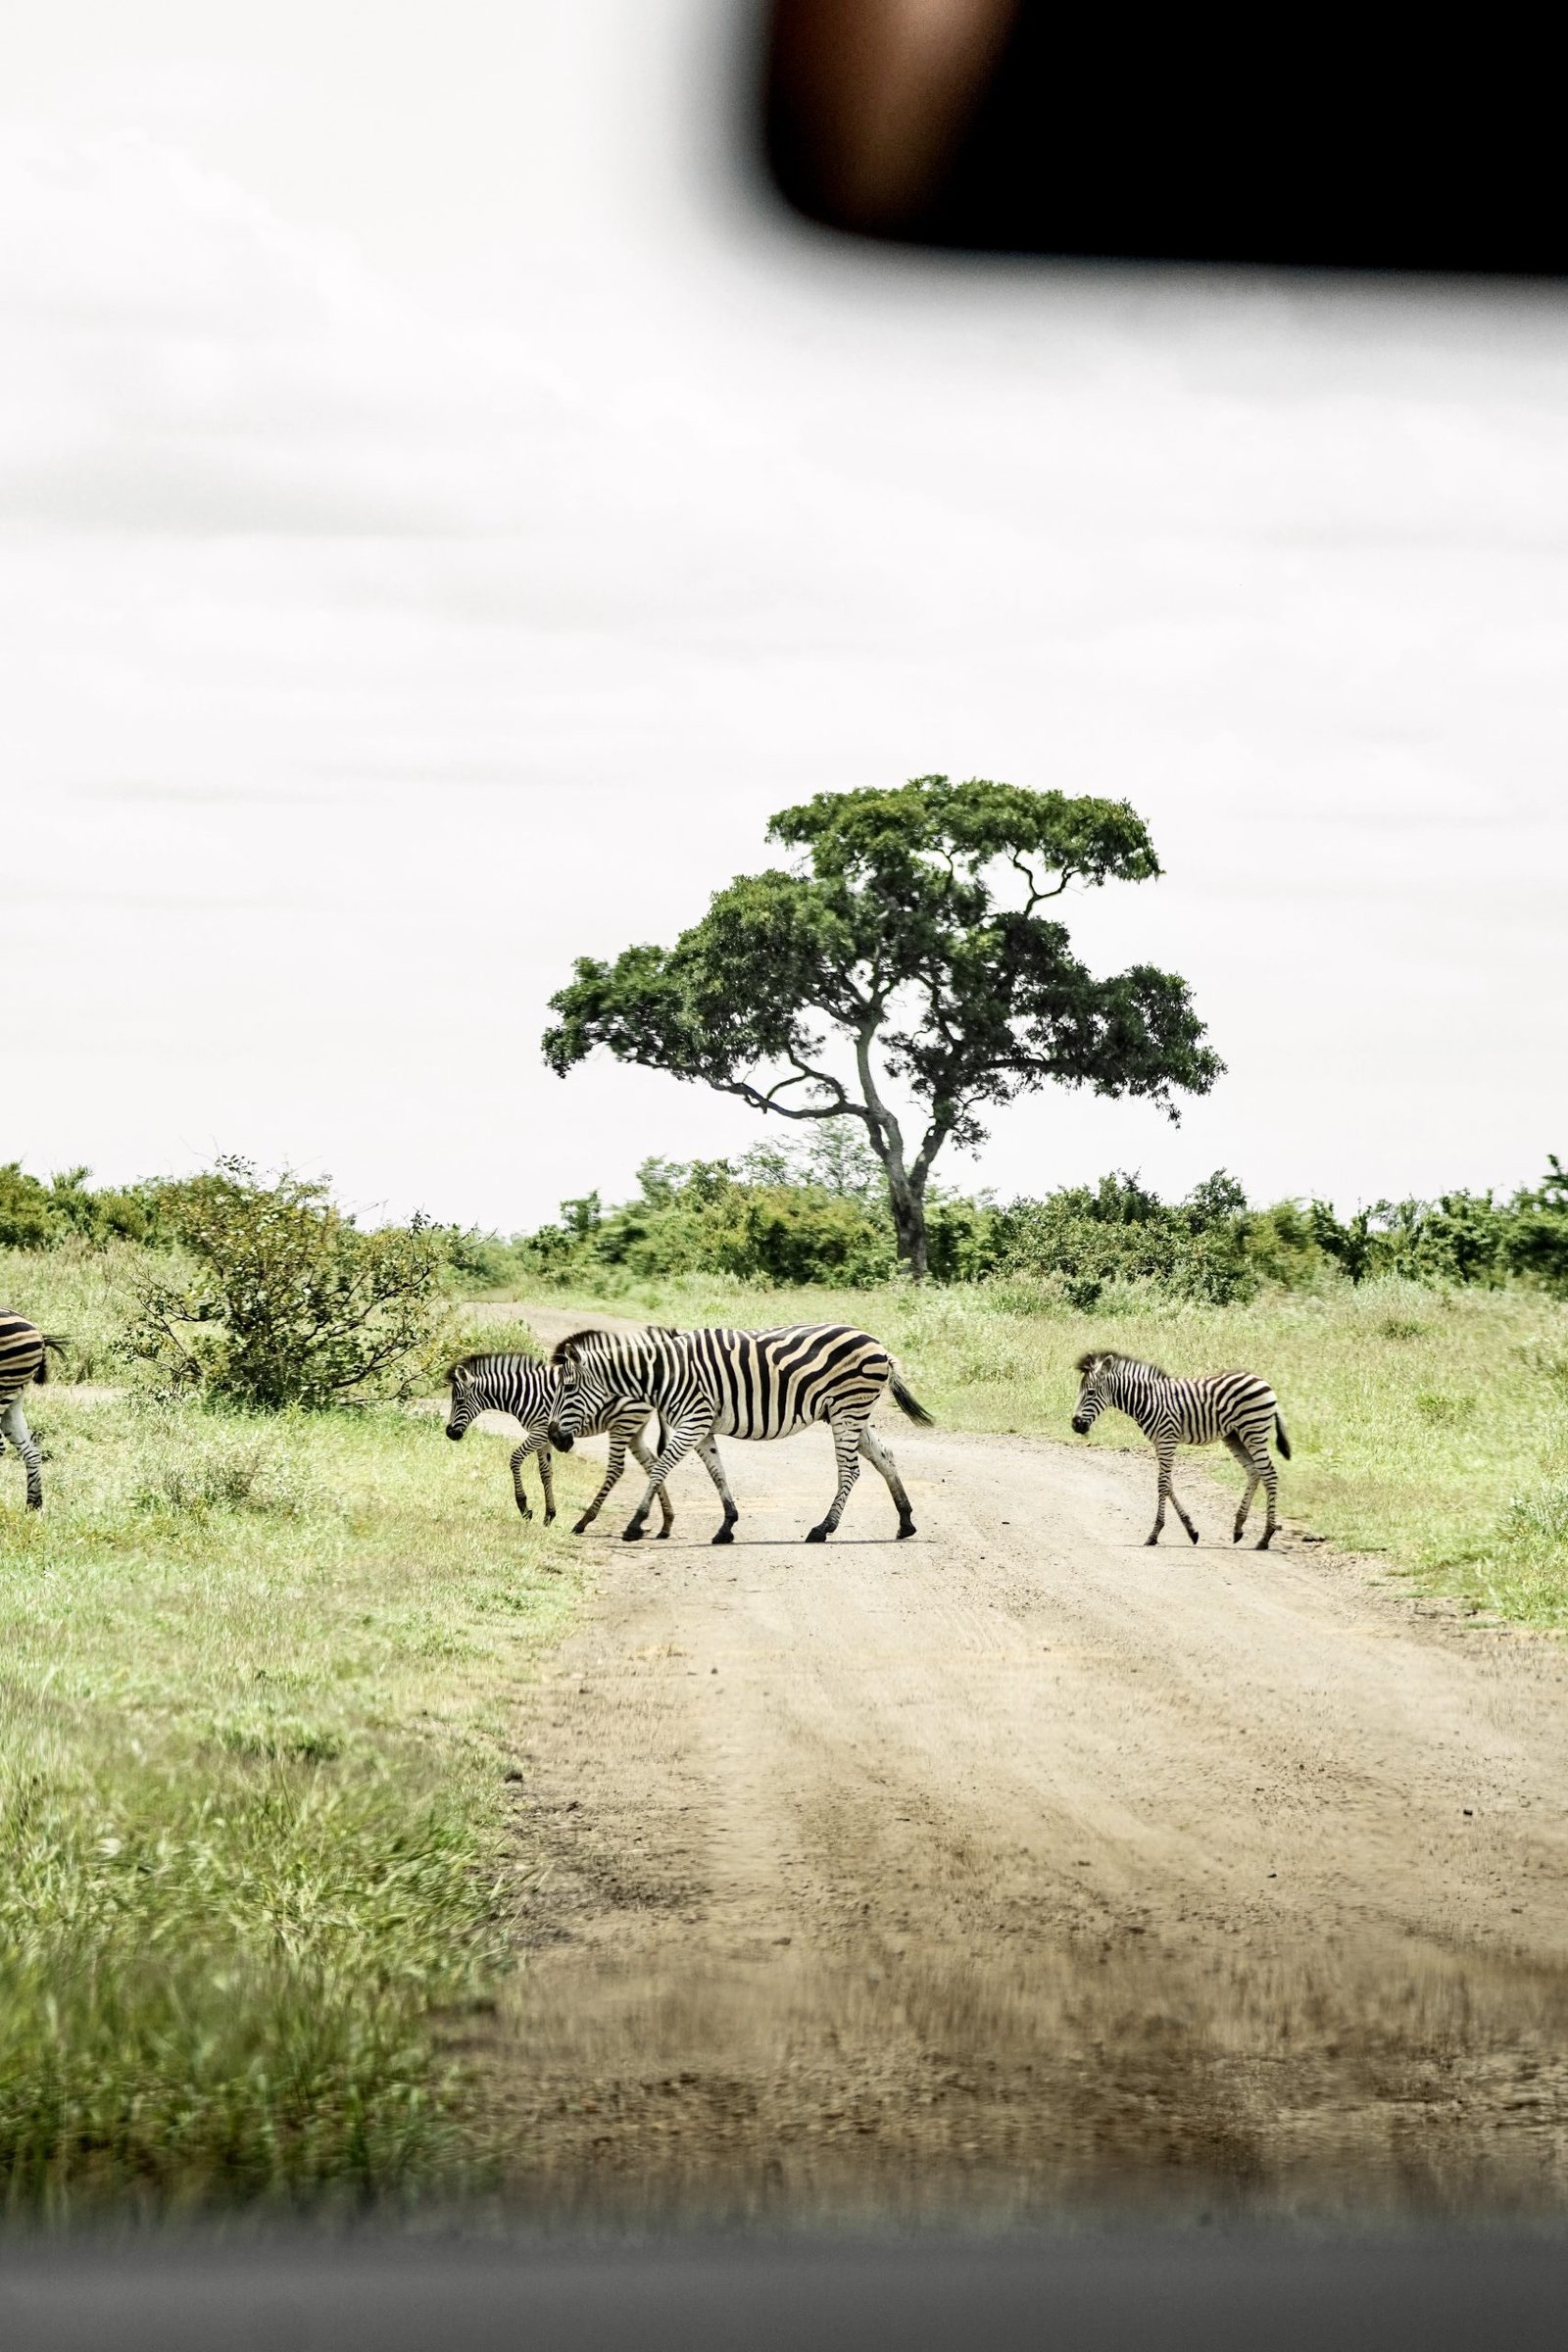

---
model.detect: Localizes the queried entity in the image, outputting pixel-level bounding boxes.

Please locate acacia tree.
[542,777,1223,1278]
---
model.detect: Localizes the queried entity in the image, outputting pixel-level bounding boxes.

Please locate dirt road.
[471,1310,1568,2223]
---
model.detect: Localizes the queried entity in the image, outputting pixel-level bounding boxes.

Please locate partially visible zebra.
[1,1312,67,1511]
[445,1350,727,1537]
[547,1323,932,1544]
[1071,1350,1292,1549]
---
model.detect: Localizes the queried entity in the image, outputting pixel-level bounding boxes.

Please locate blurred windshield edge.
[757,0,1568,275]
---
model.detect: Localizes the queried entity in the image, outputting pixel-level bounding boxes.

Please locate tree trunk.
[888,1181,929,1281]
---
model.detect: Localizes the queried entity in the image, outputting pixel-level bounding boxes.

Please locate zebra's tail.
[33,1336,69,1385]
[890,1369,934,1426]
[1274,1412,1292,1460]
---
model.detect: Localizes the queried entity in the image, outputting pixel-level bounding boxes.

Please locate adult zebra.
[1071,1349,1292,1549]
[445,1350,730,1537]
[1,1312,67,1511]
[547,1323,932,1544]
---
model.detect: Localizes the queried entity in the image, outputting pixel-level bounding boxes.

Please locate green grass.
[517,1269,1568,1628]
[0,1369,600,2221]
[0,1239,167,1382]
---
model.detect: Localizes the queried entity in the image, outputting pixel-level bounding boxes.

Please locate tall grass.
[527,1269,1568,1628]
[0,1239,167,1382]
[0,1372,596,2219]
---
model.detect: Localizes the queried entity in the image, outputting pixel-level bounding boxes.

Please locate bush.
[1506,1156,1568,1298]
[125,1158,451,1410]
[987,1170,1257,1305]
[1301,1163,1568,1296]
[514,1142,901,1290]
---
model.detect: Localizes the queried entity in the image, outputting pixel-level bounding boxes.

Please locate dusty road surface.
[466,1308,1568,2224]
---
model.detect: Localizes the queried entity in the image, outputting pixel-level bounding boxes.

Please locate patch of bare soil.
[463,1310,1568,2225]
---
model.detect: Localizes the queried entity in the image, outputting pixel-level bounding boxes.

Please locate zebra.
[547,1323,933,1545]
[1,1312,67,1511]
[445,1350,729,1538]
[1070,1349,1292,1549]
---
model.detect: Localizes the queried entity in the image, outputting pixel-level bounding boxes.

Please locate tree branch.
[1007,850,1075,912]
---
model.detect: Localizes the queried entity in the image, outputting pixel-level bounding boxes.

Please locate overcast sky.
[6,1,1566,1233]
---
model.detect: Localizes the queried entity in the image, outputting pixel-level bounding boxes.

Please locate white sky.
[5,0,1567,1232]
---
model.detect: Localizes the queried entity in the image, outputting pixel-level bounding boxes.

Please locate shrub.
[125,1158,451,1410]
[1505,1156,1568,1298]
[987,1170,1258,1305]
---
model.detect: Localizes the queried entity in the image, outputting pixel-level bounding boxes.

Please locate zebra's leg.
[694,1434,740,1544]
[534,1433,558,1525]
[623,1425,703,1542]
[1254,1445,1280,1550]
[806,1414,862,1543]
[1149,1440,1199,1546]
[859,1425,916,1539]
[572,1430,631,1536]
[509,1433,543,1520]
[627,1427,676,1538]
[1,1400,42,1511]
[1224,1432,1260,1543]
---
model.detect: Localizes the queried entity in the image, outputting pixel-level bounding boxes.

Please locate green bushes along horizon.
[6,1144,1567,1318]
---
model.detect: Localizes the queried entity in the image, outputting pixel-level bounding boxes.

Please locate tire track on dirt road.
[465,1306,1568,2223]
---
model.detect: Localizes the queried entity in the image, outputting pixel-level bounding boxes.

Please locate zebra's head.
[445,1356,486,1441]
[546,1330,620,1452]
[445,1353,523,1441]
[1071,1349,1113,1436]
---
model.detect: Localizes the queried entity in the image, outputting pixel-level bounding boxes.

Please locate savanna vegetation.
[4,1146,1567,2219]
[1,880,1564,2216]
[0,1169,590,2219]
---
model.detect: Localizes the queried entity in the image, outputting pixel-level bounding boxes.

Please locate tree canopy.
[542,776,1223,1275]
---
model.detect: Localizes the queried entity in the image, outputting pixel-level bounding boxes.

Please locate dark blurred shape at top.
[760,1,1568,274]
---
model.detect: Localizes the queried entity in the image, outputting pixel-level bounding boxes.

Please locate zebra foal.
[1,1312,67,1511]
[548,1323,932,1545]
[1071,1349,1292,1549]
[446,1349,705,1536]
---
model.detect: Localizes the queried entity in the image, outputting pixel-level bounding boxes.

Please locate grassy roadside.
[0,1366,601,2220]
[506,1272,1568,1628]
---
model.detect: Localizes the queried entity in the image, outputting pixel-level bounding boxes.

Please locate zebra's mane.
[446,1348,542,1384]
[1076,1348,1169,1379]
[551,1327,619,1364]
[550,1325,672,1365]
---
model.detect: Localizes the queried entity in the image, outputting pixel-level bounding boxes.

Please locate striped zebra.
[1071,1349,1292,1549]
[446,1350,727,1537]
[547,1323,932,1545]
[1,1312,67,1511]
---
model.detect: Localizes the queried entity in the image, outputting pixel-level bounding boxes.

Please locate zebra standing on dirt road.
[547,1323,932,1545]
[0,1311,66,1511]
[1071,1349,1292,1549]
[445,1350,729,1537]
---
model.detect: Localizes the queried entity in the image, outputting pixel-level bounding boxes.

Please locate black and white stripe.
[0,1311,66,1512]
[446,1350,722,1537]
[547,1323,933,1545]
[1071,1349,1292,1549]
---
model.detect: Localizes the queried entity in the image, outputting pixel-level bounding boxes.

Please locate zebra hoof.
[1145,1534,1160,1546]
[656,1527,672,1541]
[1256,1533,1274,1551]
[805,1524,830,1544]
[544,1510,556,1526]
[897,1518,916,1540]
[622,1523,645,1544]
[711,1526,734,1545]
[1188,1527,1200,1545]
[572,1516,593,1536]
